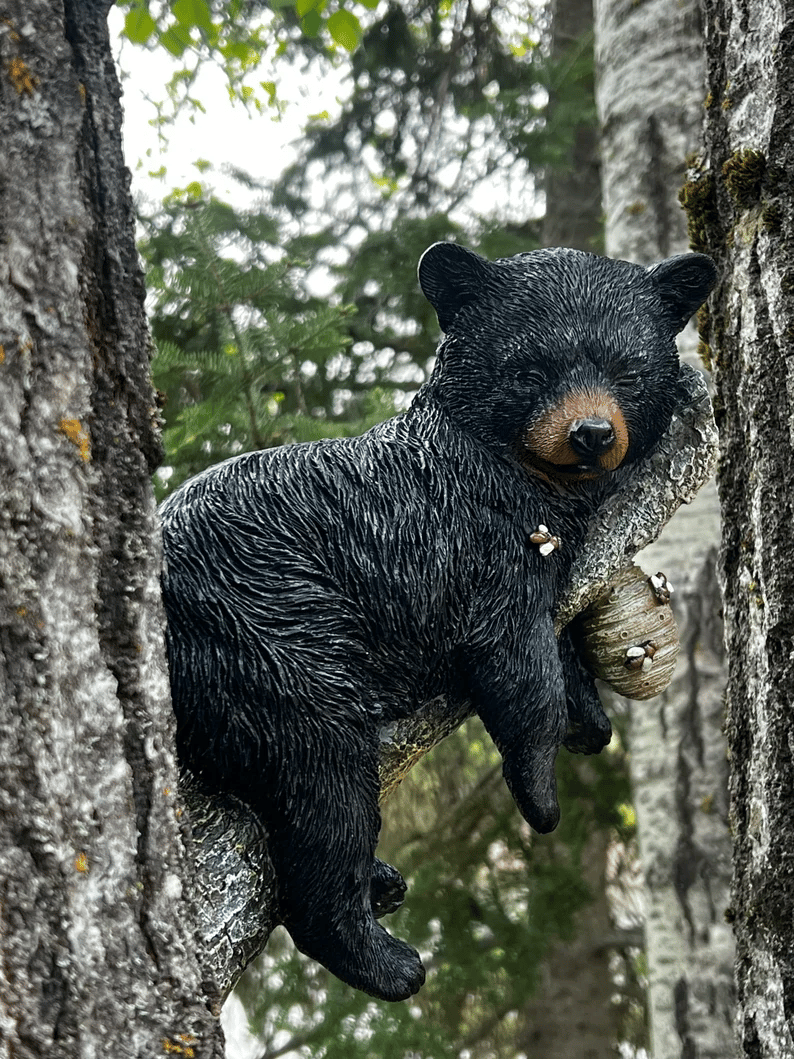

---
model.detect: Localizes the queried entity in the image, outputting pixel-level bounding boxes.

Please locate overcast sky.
[109,8,347,209]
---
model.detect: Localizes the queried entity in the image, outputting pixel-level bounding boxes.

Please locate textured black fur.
[159,244,716,1002]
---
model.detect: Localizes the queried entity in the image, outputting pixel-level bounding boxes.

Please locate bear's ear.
[646,253,717,332]
[418,242,493,332]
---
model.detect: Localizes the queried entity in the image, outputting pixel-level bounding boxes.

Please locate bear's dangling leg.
[558,627,612,754]
[498,717,566,834]
[469,616,569,834]
[263,725,425,1002]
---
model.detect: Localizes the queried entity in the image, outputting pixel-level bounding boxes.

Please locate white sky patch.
[109,8,349,207]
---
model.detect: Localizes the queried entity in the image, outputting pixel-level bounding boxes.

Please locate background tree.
[542,0,599,251]
[682,0,794,1054]
[0,1,222,1055]
[523,2,644,1054]
[592,0,736,1056]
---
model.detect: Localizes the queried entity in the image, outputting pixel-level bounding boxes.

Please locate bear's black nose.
[568,418,616,459]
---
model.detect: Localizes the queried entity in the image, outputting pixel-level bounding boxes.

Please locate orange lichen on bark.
[8,57,38,95]
[59,418,91,462]
[163,1035,198,1057]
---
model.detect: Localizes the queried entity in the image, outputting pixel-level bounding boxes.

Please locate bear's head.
[419,242,716,485]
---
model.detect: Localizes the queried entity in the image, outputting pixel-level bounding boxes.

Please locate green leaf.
[300,10,322,36]
[124,7,157,44]
[172,0,212,31]
[159,23,192,56]
[327,10,361,51]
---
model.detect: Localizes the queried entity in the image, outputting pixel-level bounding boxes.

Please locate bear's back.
[159,417,523,722]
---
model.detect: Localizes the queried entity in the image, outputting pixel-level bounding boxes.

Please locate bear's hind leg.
[264,727,424,1002]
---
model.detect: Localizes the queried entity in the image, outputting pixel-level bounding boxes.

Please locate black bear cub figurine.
[159,243,716,1002]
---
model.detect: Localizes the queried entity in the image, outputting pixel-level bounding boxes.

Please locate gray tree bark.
[593,0,736,1055]
[0,2,223,1055]
[684,0,794,1054]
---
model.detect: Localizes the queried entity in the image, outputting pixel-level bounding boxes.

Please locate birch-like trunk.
[0,3,223,1055]
[687,1,794,1054]
[543,0,601,253]
[593,0,735,1055]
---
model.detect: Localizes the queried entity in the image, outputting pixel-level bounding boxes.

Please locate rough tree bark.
[593,0,736,1055]
[0,3,223,1055]
[683,0,794,1054]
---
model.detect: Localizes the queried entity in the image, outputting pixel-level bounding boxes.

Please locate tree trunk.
[593,0,736,1055]
[0,2,223,1055]
[543,0,601,254]
[685,1,794,1054]
[518,829,624,1058]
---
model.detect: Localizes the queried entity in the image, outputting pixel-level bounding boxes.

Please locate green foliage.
[140,182,400,499]
[272,0,549,228]
[118,0,379,123]
[258,0,586,384]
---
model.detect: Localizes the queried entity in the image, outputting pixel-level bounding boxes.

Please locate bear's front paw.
[371,859,407,918]
[563,710,612,755]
